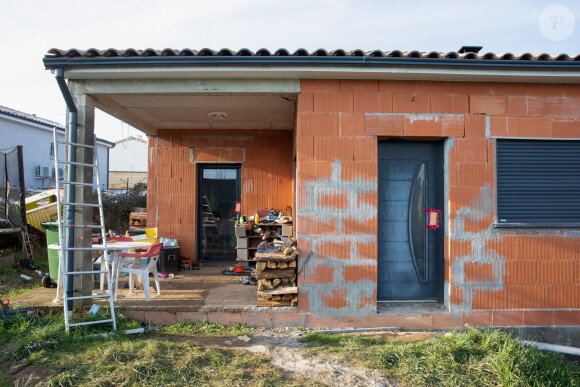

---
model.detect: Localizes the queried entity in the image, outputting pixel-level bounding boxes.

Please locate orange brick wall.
[148,129,294,260]
[296,79,580,323]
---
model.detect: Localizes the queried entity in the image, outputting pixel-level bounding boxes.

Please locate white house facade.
[0,105,113,190]
[108,136,148,189]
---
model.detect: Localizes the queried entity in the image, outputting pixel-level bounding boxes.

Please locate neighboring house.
[0,105,114,191]
[108,136,148,189]
[43,47,580,329]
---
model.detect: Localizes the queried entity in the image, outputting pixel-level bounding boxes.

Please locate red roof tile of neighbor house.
[44,48,580,61]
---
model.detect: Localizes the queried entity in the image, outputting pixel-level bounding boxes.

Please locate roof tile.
[44,47,578,62]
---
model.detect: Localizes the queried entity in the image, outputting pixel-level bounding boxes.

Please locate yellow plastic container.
[126,227,157,245]
[25,189,61,232]
[25,189,59,211]
[27,204,59,231]
[144,228,157,238]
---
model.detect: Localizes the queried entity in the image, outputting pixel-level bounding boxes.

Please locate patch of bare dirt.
[175,328,396,387]
[168,327,401,386]
[8,360,53,387]
[248,332,396,387]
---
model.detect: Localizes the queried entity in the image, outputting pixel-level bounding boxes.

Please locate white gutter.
[64,65,580,83]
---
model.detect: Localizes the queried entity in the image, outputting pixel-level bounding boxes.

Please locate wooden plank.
[255,268,296,280]
[257,299,292,307]
[255,252,297,262]
[129,212,147,221]
[257,286,297,296]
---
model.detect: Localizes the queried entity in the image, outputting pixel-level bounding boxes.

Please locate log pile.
[255,246,298,307]
[129,212,147,228]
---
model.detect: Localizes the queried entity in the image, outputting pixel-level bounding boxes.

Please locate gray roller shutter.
[496,139,580,226]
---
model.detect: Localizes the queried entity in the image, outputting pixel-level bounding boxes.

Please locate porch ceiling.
[92,93,297,135]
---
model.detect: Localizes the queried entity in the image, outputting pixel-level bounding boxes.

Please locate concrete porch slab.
[8,265,260,312]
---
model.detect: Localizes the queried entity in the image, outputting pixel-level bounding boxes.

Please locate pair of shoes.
[240,277,250,285]
[248,278,257,285]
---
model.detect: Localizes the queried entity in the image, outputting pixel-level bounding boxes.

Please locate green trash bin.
[40,221,60,284]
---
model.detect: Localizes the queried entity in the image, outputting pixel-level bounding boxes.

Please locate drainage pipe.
[520,340,580,357]
[54,68,77,316]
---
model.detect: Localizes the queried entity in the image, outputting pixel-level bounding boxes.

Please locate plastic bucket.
[40,221,60,283]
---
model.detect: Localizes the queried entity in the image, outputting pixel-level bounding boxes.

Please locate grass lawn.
[300,329,580,386]
[1,310,579,386]
[0,312,293,386]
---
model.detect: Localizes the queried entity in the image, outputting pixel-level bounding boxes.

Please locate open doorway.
[197,164,241,263]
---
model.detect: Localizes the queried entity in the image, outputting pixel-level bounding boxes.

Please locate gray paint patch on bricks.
[485,115,491,139]
[442,137,454,308]
[450,184,505,314]
[298,159,378,315]
[443,137,454,239]
[366,113,463,118]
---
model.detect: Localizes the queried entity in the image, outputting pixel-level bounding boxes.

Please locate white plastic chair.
[118,243,163,301]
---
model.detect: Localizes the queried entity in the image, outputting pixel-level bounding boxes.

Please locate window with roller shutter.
[496,139,580,227]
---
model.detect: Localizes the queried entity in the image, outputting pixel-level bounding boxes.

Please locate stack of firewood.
[255,245,298,307]
[129,212,147,228]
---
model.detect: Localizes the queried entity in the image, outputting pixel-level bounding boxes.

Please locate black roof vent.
[458,46,483,54]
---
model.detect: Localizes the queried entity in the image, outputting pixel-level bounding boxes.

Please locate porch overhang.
[66,78,299,136]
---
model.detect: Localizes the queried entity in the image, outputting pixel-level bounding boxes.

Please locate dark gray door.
[378,141,443,301]
[198,165,241,262]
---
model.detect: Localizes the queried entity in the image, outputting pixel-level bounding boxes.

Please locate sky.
[0,0,578,142]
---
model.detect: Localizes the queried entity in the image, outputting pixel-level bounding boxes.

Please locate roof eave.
[43,55,580,70]
[43,56,580,83]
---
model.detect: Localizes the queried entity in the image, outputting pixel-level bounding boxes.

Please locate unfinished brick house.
[43,47,580,329]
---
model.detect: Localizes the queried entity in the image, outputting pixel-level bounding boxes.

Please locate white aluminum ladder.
[52,128,116,333]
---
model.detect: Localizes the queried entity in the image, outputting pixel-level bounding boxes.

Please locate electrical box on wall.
[52,167,64,180]
[41,166,51,178]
